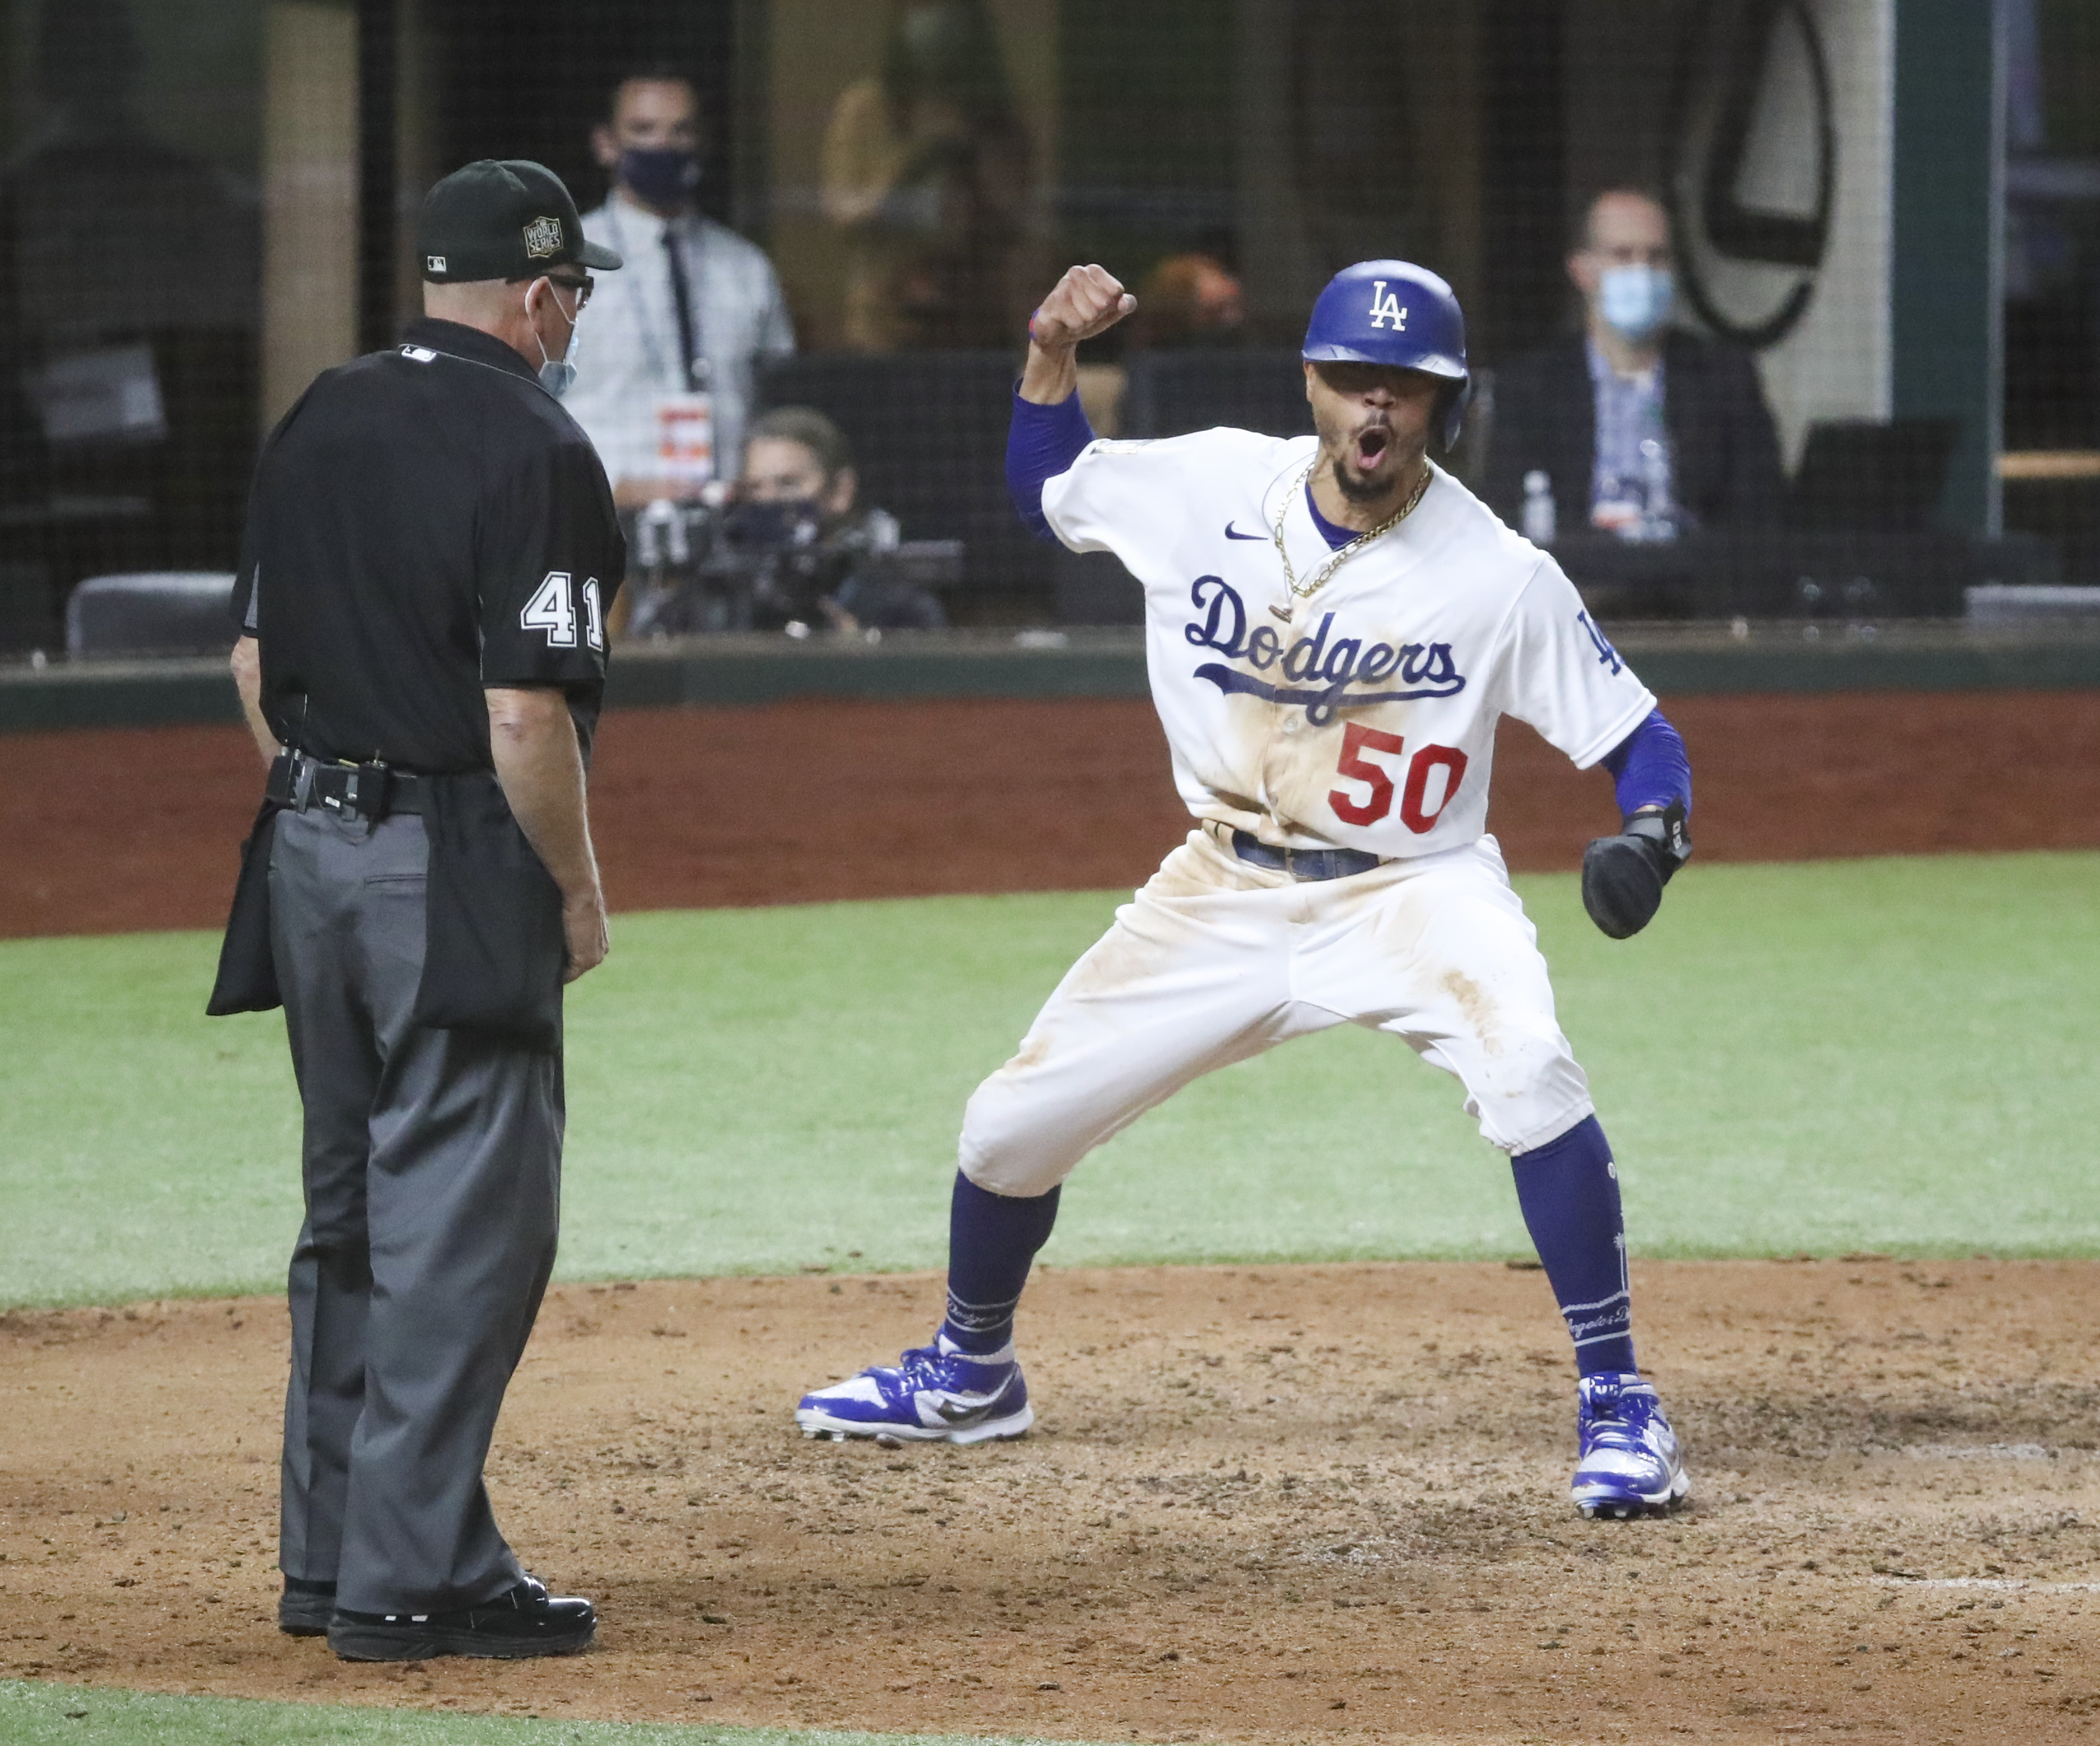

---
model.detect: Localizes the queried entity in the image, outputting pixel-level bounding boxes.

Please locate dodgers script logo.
[1184,578,1464,725]
[1368,281,1407,330]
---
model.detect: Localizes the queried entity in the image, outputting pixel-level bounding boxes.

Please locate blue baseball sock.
[1510,1114,1638,1378]
[940,1172,1061,1355]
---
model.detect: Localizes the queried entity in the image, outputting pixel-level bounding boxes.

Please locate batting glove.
[1581,798,1690,939]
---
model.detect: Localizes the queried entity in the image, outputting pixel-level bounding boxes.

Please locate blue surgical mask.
[1598,264,1673,341]
[618,146,701,209]
[530,284,582,396]
[537,350,577,396]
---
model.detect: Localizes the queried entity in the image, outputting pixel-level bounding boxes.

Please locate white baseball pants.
[958,828,1595,1198]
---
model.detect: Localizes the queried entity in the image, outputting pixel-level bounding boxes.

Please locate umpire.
[211,160,623,1661]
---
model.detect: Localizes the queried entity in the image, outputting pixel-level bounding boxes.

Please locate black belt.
[269,750,425,822]
[1230,829,1385,882]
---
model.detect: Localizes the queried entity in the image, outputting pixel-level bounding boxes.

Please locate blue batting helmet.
[1302,260,1471,450]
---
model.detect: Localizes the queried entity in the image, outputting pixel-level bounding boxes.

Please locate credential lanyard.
[665,231,701,391]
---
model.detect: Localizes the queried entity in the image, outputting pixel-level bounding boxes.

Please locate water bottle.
[1521,470,1556,545]
[634,498,670,570]
[1638,436,1676,543]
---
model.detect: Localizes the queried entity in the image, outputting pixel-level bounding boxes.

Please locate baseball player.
[797,261,1695,1519]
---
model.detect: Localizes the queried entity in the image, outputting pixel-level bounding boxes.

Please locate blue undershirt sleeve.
[1599,707,1692,819]
[1005,388,1096,542]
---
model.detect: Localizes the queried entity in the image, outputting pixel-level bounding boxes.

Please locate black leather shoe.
[279,1577,336,1637]
[327,1574,596,1661]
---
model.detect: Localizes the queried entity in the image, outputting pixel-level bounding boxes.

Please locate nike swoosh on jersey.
[1223,522,1265,540]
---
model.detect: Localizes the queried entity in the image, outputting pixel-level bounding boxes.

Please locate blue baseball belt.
[1228,829,1385,882]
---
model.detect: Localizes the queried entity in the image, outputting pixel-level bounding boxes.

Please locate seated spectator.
[1128,253,1246,350]
[563,65,795,504]
[1484,188,1784,541]
[739,406,947,634]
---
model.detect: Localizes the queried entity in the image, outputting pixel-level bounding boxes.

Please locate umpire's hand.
[488,686,612,981]
[562,889,611,982]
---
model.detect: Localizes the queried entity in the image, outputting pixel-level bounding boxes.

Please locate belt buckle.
[315,761,354,819]
[336,760,390,829]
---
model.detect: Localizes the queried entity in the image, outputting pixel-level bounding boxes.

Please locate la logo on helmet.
[1367,281,1408,331]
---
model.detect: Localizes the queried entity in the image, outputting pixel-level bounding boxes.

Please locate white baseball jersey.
[1041,429,1656,857]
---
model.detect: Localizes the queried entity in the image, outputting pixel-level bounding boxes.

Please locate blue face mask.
[1598,264,1674,341]
[530,284,582,396]
[619,146,701,209]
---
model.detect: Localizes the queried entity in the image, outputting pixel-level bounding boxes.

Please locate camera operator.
[738,406,947,635]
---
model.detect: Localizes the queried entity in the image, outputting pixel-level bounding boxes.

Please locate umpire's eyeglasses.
[516,272,593,312]
[546,272,593,310]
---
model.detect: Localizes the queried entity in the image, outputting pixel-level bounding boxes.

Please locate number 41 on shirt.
[521,570,605,651]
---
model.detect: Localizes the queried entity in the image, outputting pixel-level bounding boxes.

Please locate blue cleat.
[796,1335,1033,1445]
[1571,1371,1689,1519]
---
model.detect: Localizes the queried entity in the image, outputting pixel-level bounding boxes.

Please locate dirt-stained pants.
[958,829,1593,1197]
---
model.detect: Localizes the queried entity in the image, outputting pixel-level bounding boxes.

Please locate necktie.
[663,227,701,390]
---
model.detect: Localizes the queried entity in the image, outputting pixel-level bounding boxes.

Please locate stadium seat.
[66,572,237,658]
[1121,349,1314,440]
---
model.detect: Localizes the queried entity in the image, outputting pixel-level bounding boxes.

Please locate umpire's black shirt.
[231,317,623,773]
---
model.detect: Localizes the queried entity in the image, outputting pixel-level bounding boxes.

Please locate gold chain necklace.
[1268,459,1432,623]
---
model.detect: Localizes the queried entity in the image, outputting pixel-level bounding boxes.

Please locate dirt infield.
[6,689,2100,938]
[4,1259,2098,1742]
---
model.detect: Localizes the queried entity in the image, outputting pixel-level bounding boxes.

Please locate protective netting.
[1,0,2096,654]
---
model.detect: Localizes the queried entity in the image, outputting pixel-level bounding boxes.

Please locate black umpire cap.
[418,159,623,283]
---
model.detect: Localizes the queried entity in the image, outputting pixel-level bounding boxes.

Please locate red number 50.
[1328,723,1469,833]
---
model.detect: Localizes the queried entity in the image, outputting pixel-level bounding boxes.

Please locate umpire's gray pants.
[269,803,562,1616]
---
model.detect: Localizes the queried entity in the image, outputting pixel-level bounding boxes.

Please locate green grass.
[0,1682,1085,1746]
[1,852,2096,1312]
[3,852,2097,1745]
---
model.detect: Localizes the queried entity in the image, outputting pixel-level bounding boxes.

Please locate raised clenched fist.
[1029,264,1137,352]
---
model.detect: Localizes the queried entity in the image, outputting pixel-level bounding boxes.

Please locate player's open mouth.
[1354,427,1390,469]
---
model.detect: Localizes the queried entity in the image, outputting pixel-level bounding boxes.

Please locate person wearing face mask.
[736,406,946,635]
[212,160,625,1662]
[563,66,796,508]
[1484,188,1783,543]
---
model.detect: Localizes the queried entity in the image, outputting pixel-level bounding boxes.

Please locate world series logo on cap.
[522,216,563,260]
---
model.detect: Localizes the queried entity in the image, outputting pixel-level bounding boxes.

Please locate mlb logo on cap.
[416,160,623,282]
